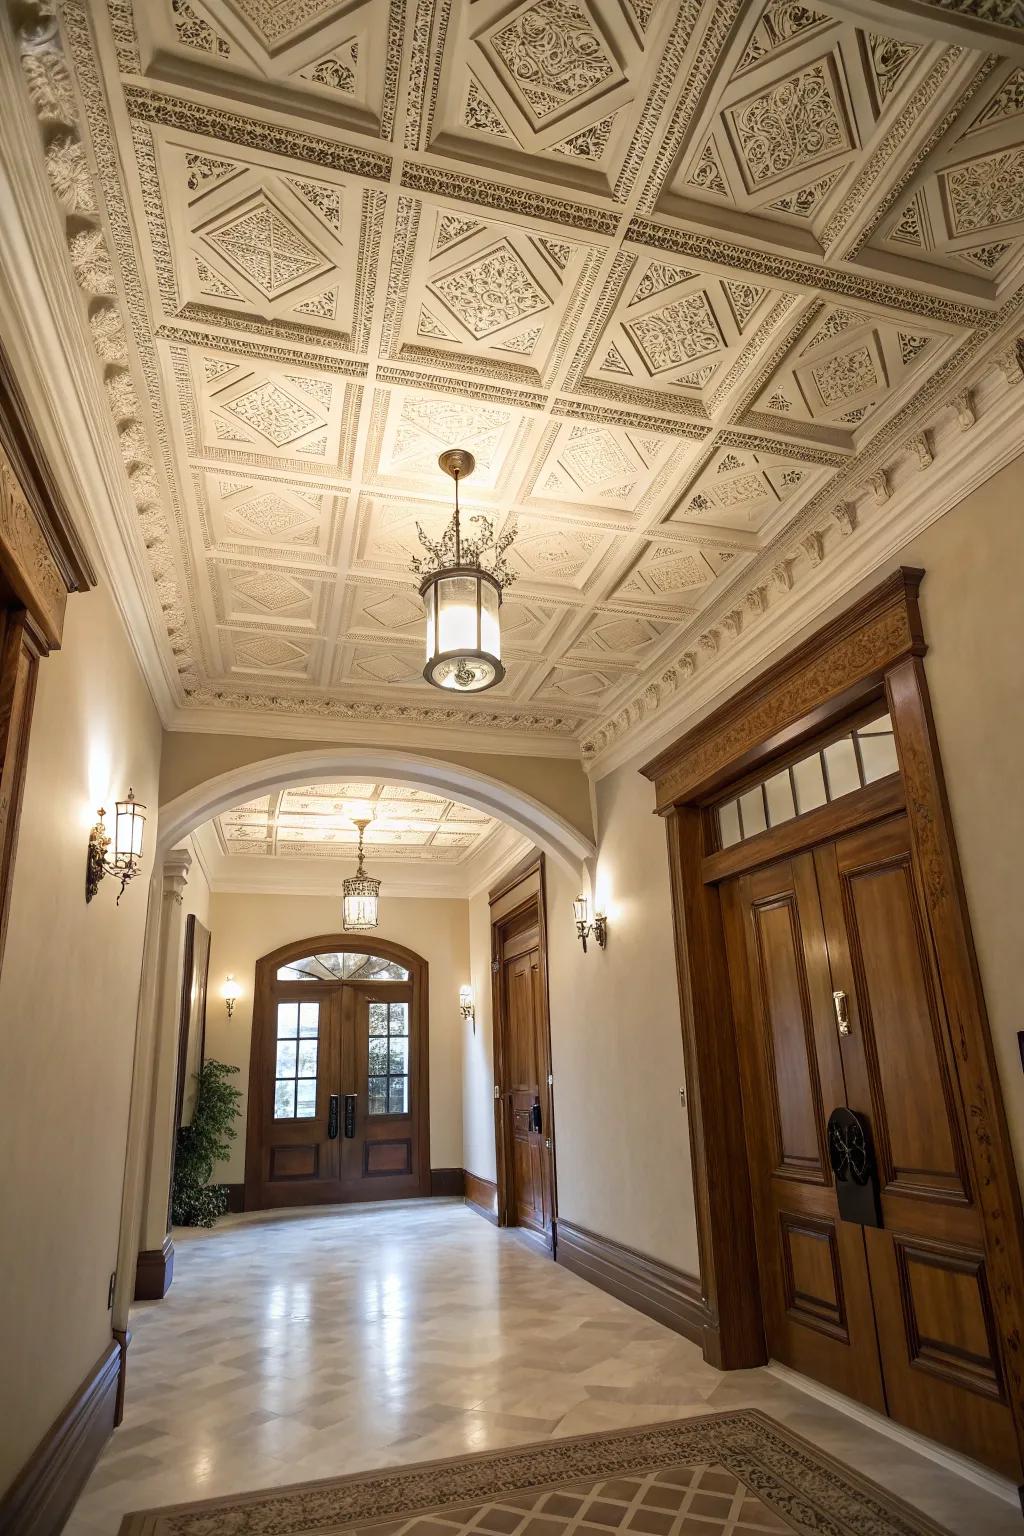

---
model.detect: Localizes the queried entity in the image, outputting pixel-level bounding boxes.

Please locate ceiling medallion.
[342,815,380,932]
[412,449,517,694]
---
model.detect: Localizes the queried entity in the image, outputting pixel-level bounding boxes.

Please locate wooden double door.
[722,813,1018,1478]
[497,910,555,1245]
[246,955,428,1210]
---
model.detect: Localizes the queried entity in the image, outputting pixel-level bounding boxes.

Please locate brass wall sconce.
[223,975,241,1018]
[86,788,146,903]
[459,985,474,1031]
[573,895,607,954]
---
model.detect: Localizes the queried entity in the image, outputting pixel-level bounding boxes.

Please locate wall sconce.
[459,985,474,1031]
[573,895,607,954]
[86,788,146,903]
[223,975,241,1018]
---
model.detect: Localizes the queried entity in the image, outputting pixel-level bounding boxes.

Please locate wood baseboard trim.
[430,1167,466,1198]
[134,1234,174,1301]
[0,1339,120,1536]
[555,1218,708,1345]
[464,1170,498,1224]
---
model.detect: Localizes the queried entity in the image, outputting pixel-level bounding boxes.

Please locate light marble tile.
[63,1202,1020,1536]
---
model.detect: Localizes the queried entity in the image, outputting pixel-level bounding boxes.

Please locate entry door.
[341,985,422,1198]
[724,814,1019,1478]
[248,975,426,1209]
[501,922,553,1242]
[253,985,342,1202]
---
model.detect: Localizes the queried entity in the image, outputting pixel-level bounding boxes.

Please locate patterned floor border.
[117,1409,952,1536]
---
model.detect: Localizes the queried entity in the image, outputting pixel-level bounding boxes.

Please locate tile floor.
[66,1201,1021,1535]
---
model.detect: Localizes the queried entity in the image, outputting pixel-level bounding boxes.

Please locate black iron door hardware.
[530,1097,542,1134]
[327,1094,339,1140]
[344,1092,357,1138]
[827,1106,882,1227]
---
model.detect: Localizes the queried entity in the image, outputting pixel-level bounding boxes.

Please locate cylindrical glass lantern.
[342,819,380,931]
[113,788,146,869]
[342,878,380,932]
[420,567,504,693]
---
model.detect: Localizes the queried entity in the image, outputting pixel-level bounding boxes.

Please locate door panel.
[347,986,422,1200]
[723,858,886,1413]
[815,818,1019,1477]
[258,990,340,1205]
[817,826,968,1204]
[505,943,549,1235]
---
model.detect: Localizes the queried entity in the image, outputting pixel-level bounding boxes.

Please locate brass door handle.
[833,989,851,1037]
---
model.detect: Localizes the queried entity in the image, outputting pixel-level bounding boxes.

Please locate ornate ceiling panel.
[213,781,499,862]
[6,0,1024,760]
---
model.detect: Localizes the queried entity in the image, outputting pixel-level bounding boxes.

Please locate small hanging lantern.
[342,817,380,932]
[412,448,517,694]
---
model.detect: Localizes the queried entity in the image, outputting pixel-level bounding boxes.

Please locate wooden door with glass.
[245,939,429,1210]
[717,710,1019,1478]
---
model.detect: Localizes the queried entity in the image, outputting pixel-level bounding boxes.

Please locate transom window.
[277,952,410,982]
[717,712,899,850]
[274,1001,319,1119]
[368,1001,409,1116]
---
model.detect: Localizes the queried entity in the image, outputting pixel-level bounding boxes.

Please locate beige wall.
[0,584,161,1495]
[159,734,594,844]
[203,891,471,1184]
[856,456,1024,1183]
[463,890,497,1182]
[462,766,698,1273]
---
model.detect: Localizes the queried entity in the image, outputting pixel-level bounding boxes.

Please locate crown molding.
[163,704,584,758]
[582,348,1024,780]
[0,33,176,716]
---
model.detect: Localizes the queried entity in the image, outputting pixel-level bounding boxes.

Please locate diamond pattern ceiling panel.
[212,781,500,863]
[20,0,1020,754]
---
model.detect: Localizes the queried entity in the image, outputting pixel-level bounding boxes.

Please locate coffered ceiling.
[213,781,499,861]
[7,0,1024,770]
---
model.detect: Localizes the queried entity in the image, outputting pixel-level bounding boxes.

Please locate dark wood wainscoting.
[133,1235,174,1301]
[556,1220,708,1345]
[465,1170,499,1224]
[430,1167,466,1197]
[0,1340,120,1536]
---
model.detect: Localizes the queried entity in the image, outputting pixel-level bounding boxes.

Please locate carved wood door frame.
[642,567,1024,1479]
[0,345,92,971]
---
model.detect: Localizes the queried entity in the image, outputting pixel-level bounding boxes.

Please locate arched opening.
[156,746,596,879]
[245,934,429,1212]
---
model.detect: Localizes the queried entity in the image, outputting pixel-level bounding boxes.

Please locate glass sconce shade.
[113,788,146,867]
[421,569,504,692]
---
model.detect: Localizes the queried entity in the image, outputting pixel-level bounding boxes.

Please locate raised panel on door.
[258,991,339,1207]
[816,817,1020,1479]
[722,857,885,1412]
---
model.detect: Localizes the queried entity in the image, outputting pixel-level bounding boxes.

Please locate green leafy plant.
[171,1058,242,1228]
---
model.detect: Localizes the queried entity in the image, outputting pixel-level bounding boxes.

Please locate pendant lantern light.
[342,817,380,932]
[412,449,517,694]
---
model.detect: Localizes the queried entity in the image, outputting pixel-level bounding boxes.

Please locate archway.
[113,747,595,1332]
[157,746,595,878]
